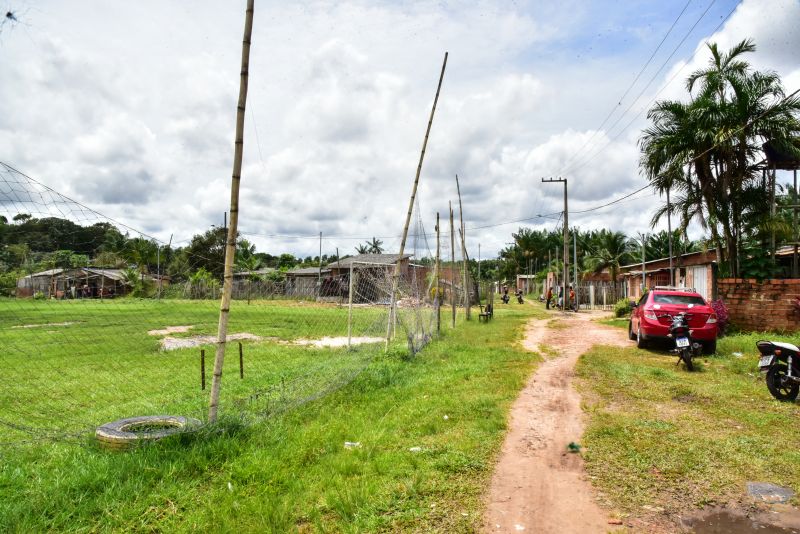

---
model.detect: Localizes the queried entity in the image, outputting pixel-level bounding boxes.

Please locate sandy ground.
[484,310,629,533]
[293,336,385,348]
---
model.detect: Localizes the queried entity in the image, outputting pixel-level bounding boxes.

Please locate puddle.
[689,511,798,534]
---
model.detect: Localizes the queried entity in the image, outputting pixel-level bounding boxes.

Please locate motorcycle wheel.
[766,364,800,401]
[681,350,694,371]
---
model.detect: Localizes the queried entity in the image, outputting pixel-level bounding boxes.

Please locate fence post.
[200,349,206,390]
[239,342,244,379]
[347,262,354,349]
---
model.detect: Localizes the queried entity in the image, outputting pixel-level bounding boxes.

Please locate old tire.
[766,364,800,402]
[628,322,637,341]
[636,327,648,349]
[96,415,202,450]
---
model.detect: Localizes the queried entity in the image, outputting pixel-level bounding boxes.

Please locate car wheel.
[703,340,716,355]
[636,326,647,349]
[628,321,636,341]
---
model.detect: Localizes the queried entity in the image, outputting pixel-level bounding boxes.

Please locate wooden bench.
[479,303,493,322]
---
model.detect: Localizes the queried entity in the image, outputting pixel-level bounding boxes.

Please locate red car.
[628,287,718,354]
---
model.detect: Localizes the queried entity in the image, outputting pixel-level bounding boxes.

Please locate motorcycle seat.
[759,340,800,354]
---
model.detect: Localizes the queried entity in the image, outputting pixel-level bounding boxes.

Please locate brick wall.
[718,278,800,332]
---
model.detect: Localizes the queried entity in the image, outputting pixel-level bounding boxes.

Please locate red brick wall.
[718,278,800,332]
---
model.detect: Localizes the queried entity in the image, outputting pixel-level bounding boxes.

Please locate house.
[285,266,331,297]
[619,249,718,301]
[324,253,428,303]
[16,267,164,298]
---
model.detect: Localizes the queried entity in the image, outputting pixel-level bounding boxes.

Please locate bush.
[614,298,632,318]
[710,299,729,336]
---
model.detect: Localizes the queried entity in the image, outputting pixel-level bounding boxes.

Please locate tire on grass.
[96,415,202,450]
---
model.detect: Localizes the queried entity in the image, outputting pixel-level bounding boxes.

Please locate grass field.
[0,298,545,531]
[576,326,800,518]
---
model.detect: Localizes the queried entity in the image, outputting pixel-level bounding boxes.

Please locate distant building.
[16,268,167,298]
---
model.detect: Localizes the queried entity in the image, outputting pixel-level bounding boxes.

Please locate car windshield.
[653,293,706,306]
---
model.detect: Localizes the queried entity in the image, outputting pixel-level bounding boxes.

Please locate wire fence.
[0,162,479,446]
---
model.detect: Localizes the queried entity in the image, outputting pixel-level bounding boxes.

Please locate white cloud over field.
[0,0,797,257]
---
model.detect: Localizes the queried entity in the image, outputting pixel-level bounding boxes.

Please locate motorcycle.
[516,292,524,304]
[501,293,510,304]
[756,340,800,401]
[659,312,702,371]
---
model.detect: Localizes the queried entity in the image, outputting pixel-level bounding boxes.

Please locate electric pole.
[543,177,568,311]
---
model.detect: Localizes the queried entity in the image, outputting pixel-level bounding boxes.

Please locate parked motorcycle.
[516,291,524,304]
[659,312,702,371]
[756,340,800,401]
[501,293,510,304]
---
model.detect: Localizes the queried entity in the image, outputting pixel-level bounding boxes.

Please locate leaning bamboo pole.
[384,51,448,352]
[435,212,440,335]
[208,0,254,423]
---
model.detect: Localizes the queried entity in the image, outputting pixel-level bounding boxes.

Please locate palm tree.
[584,230,633,283]
[640,39,800,277]
[367,237,384,254]
[355,244,369,254]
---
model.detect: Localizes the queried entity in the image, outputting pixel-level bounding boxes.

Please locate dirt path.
[484,311,630,533]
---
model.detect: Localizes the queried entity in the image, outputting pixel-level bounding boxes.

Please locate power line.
[559,0,740,178]
[555,0,693,174]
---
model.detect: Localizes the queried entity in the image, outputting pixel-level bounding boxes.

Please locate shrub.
[710,299,729,336]
[614,298,632,318]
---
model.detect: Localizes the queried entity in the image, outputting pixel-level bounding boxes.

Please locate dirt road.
[484,311,629,533]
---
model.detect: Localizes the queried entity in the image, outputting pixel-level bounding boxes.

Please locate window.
[653,293,706,305]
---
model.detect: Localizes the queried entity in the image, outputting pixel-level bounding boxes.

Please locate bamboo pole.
[450,203,456,328]
[455,174,470,319]
[347,261,354,349]
[435,212,441,335]
[384,51,448,352]
[208,0,254,423]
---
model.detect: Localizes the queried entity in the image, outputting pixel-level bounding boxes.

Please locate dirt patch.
[293,336,384,348]
[148,325,193,336]
[160,333,261,351]
[12,321,77,329]
[681,505,800,533]
[484,311,630,533]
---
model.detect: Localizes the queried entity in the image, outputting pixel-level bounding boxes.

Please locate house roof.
[287,266,331,276]
[25,268,66,278]
[620,249,716,270]
[234,267,276,277]
[326,253,412,269]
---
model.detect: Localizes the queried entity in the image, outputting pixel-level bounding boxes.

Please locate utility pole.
[455,174,470,320]
[542,177,568,311]
[667,187,674,285]
[573,232,578,310]
[639,232,647,296]
[477,243,481,302]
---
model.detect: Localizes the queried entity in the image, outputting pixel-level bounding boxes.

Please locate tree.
[367,237,384,254]
[355,244,369,254]
[12,213,31,224]
[640,39,800,277]
[584,230,633,283]
[183,227,228,279]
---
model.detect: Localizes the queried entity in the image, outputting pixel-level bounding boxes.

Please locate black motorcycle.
[501,293,510,304]
[756,340,800,401]
[516,291,524,304]
[659,312,702,371]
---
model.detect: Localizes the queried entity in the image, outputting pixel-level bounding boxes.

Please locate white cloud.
[0,0,797,258]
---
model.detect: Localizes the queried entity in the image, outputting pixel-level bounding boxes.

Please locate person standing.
[546,286,553,309]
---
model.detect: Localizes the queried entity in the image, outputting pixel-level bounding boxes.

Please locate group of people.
[544,284,577,311]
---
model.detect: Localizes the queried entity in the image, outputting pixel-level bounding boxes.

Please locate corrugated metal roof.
[288,266,331,276]
[326,253,412,269]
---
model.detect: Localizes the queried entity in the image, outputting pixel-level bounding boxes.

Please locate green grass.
[596,317,629,330]
[576,330,800,515]
[0,299,545,532]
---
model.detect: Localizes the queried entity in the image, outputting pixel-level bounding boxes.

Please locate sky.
[1,0,799,259]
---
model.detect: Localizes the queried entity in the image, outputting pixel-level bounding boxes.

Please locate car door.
[632,291,648,329]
